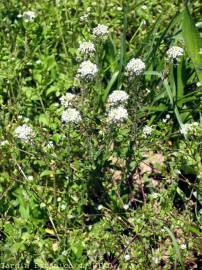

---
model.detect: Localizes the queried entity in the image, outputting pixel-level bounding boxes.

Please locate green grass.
[0,0,202,269]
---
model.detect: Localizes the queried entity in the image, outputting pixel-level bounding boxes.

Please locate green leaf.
[163,79,183,129]
[182,8,202,83]
[102,71,119,103]
[164,226,185,270]
[39,114,50,126]
[40,170,52,177]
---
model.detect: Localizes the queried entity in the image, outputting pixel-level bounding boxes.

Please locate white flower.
[108,90,129,106]
[40,202,46,208]
[92,24,109,38]
[78,41,95,55]
[27,176,34,181]
[15,124,35,143]
[61,108,82,124]
[80,13,89,22]
[61,250,68,256]
[47,141,54,149]
[167,46,183,60]
[107,106,128,124]
[126,58,145,78]
[98,205,103,210]
[76,60,98,81]
[124,254,130,261]
[141,5,147,10]
[60,93,76,108]
[143,125,153,137]
[0,140,9,146]
[123,204,129,210]
[36,60,41,65]
[60,204,66,210]
[22,11,36,22]
[180,244,187,250]
[180,122,199,136]
[196,82,201,87]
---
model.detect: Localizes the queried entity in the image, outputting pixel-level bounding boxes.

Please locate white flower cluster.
[61,108,82,124]
[143,125,153,137]
[108,90,129,106]
[107,106,128,124]
[78,41,95,55]
[180,122,199,136]
[126,58,145,78]
[167,46,183,61]
[60,93,76,108]
[22,11,36,22]
[15,124,35,142]
[92,24,109,39]
[76,60,98,81]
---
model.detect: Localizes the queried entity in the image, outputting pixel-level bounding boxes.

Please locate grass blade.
[182,7,202,83]
[164,226,185,270]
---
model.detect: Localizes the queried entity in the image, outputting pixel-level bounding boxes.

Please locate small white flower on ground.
[107,106,128,124]
[61,108,82,124]
[126,58,145,78]
[146,88,151,94]
[76,60,98,81]
[80,14,89,22]
[36,60,41,65]
[124,254,130,261]
[143,125,153,137]
[196,82,201,87]
[180,122,199,136]
[15,124,35,143]
[0,140,9,146]
[98,205,103,210]
[108,90,129,106]
[141,5,147,10]
[60,204,66,210]
[166,46,183,61]
[60,93,76,108]
[166,114,170,119]
[40,202,46,208]
[27,176,34,181]
[92,24,109,39]
[123,204,129,210]
[62,250,68,256]
[22,11,36,22]
[180,244,187,250]
[78,41,95,55]
[47,141,54,149]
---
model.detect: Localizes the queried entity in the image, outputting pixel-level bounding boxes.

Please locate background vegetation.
[0,0,202,269]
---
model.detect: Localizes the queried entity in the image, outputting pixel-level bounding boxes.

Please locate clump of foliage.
[0,0,202,269]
